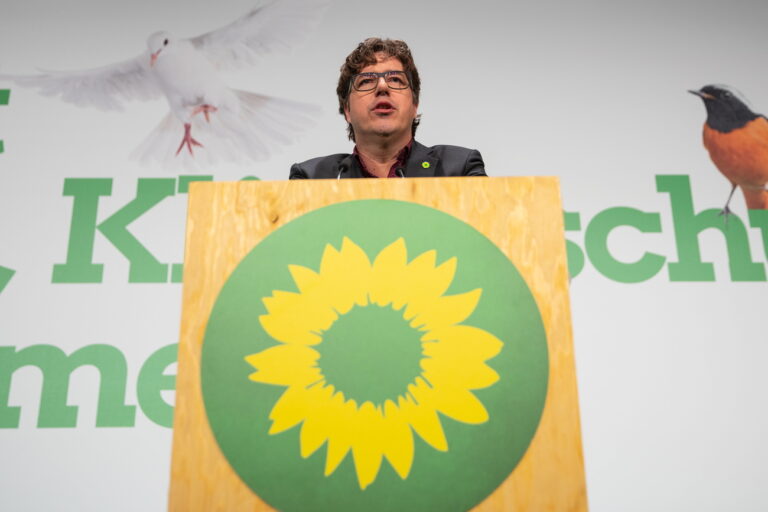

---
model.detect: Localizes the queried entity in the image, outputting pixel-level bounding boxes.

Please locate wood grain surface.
[169,177,587,511]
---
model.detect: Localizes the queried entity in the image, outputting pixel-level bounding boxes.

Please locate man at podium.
[289,38,487,179]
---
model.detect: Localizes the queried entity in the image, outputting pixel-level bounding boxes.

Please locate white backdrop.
[1,0,767,510]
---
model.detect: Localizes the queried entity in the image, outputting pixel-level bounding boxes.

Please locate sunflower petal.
[409,289,482,331]
[382,400,414,479]
[422,325,504,361]
[245,345,321,386]
[429,257,457,297]
[288,264,320,293]
[421,356,499,390]
[398,391,447,452]
[318,238,371,315]
[260,289,335,345]
[370,238,408,307]
[324,394,358,475]
[298,385,337,458]
[351,402,385,489]
[399,250,438,310]
[407,249,437,276]
[412,377,489,425]
[268,385,315,435]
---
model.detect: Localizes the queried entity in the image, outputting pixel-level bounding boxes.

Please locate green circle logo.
[201,199,548,511]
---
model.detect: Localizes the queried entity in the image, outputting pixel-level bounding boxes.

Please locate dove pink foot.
[176,123,203,156]
[192,104,218,123]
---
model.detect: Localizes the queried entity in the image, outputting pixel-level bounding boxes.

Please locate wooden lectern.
[169,177,587,511]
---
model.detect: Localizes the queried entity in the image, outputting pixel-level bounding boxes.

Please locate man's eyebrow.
[358,70,405,74]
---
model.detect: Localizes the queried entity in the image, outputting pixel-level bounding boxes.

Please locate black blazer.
[289,141,486,179]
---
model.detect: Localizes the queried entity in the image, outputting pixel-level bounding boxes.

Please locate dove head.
[689,84,760,133]
[147,31,177,67]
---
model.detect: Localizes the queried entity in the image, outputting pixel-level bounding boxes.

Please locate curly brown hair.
[336,38,421,142]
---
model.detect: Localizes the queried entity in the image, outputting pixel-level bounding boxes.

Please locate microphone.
[337,162,348,180]
[395,167,406,178]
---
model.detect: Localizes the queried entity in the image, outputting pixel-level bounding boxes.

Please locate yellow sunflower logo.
[245,237,503,490]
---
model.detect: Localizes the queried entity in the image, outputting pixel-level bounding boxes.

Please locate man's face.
[344,53,418,143]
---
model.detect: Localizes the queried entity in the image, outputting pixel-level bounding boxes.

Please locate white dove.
[0,0,328,169]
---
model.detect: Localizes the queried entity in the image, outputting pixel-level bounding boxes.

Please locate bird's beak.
[150,50,161,67]
[689,89,715,100]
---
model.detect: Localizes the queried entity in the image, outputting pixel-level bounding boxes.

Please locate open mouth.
[372,101,395,114]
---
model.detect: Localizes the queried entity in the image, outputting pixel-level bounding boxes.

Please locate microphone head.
[337,160,350,179]
[395,167,405,178]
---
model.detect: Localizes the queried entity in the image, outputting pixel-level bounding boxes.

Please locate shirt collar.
[353,140,414,178]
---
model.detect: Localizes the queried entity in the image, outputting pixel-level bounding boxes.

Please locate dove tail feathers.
[229,90,320,161]
[130,112,187,169]
[131,90,320,170]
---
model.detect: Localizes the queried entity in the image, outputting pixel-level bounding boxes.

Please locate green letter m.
[0,344,136,428]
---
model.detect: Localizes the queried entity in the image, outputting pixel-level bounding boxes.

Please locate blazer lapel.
[337,154,366,179]
[405,141,439,177]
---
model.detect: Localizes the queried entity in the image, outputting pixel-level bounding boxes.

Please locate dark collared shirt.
[353,140,413,178]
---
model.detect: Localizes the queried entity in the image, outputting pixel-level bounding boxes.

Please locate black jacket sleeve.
[463,149,487,176]
[289,163,309,179]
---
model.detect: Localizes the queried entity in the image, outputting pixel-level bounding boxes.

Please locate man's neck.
[355,135,412,178]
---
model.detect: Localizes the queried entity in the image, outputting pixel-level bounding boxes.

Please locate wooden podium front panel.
[169,177,586,511]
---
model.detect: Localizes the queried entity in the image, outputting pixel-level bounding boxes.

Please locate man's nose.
[375,76,390,94]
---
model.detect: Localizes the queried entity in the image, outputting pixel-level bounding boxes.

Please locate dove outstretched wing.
[189,0,330,70]
[0,57,161,111]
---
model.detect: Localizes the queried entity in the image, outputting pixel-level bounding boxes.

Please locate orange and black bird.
[689,85,768,213]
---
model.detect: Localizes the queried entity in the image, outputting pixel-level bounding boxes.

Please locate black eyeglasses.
[350,71,411,92]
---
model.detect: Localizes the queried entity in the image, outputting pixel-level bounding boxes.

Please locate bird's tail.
[131,91,320,170]
[742,187,768,210]
[130,112,192,170]
[223,90,321,162]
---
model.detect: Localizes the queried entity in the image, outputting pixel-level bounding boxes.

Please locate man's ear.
[344,104,351,123]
